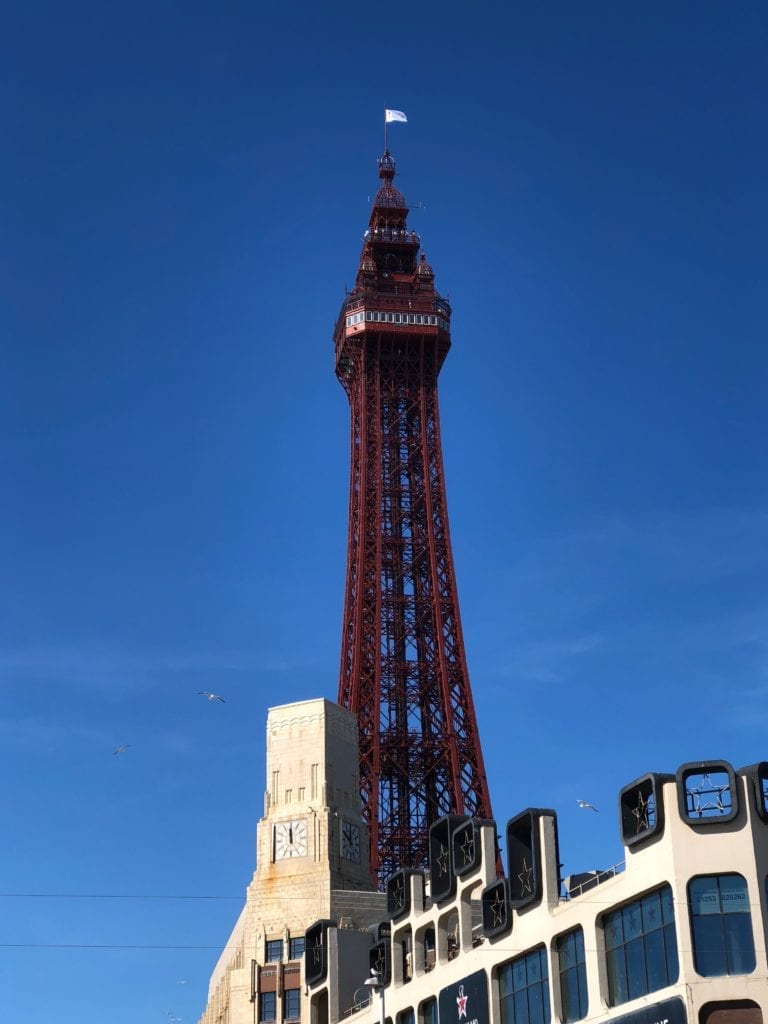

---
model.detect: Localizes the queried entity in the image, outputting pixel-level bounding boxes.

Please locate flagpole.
[384,109,387,154]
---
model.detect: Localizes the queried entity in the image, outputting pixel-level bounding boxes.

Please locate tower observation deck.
[334,151,493,887]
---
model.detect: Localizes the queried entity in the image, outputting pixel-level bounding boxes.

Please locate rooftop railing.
[561,860,626,900]
[364,228,420,244]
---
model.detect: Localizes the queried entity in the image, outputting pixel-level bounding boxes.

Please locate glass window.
[366,311,372,321]
[689,874,755,976]
[289,936,304,960]
[602,885,678,1007]
[760,769,768,817]
[498,946,550,1024]
[555,928,587,1022]
[284,989,301,1021]
[265,939,283,962]
[259,992,277,1022]
[420,998,437,1024]
[397,1010,414,1024]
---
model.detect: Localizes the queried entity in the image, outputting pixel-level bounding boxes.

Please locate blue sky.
[2,3,766,1021]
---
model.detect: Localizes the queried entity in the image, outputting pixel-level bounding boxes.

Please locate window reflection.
[689,874,755,977]
[602,885,678,1006]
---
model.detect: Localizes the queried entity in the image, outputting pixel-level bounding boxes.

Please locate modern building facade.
[307,760,768,1024]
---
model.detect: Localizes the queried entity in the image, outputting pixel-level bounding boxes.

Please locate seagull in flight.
[113,744,130,755]
[198,691,225,703]
[577,799,598,812]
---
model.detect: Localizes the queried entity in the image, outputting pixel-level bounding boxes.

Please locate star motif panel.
[676,761,738,825]
[386,869,423,920]
[451,819,490,878]
[437,969,489,1024]
[429,814,467,903]
[619,773,672,848]
[481,878,512,938]
[742,761,768,822]
[368,939,391,986]
[304,919,335,986]
[505,809,545,910]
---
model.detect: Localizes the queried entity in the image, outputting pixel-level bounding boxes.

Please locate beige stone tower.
[258,698,373,894]
[198,699,386,1024]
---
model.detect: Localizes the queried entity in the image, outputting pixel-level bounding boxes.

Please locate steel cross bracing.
[334,152,493,887]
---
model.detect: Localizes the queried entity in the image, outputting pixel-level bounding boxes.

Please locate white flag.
[385,109,408,123]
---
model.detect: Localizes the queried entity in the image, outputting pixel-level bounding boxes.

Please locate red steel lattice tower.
[335,151,493,886]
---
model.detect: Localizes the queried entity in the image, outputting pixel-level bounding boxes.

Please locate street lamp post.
[363,970,385,1024]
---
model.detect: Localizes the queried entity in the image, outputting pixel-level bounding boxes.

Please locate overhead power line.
[0,943,231,949]
[0,892,243,900]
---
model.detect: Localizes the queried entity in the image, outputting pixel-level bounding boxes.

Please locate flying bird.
[198,691,225,703]
[113,744,130,755]
[577,799,598,812]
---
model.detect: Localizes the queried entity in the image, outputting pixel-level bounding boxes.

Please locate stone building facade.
[198,699,385,1024]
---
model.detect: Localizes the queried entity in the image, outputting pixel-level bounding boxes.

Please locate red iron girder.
[335,152,493,888]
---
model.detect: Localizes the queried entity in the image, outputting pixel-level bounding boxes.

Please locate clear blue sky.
[2,3,766,1022]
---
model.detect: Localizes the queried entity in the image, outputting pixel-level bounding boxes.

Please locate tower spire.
[378,148,396,182]
[335,152,493,887]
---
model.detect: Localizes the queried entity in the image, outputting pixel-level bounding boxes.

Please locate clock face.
[273,819,307,860]
[340,821,361,862]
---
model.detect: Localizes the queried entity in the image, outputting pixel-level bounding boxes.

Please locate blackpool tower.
[335,150,493,887]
